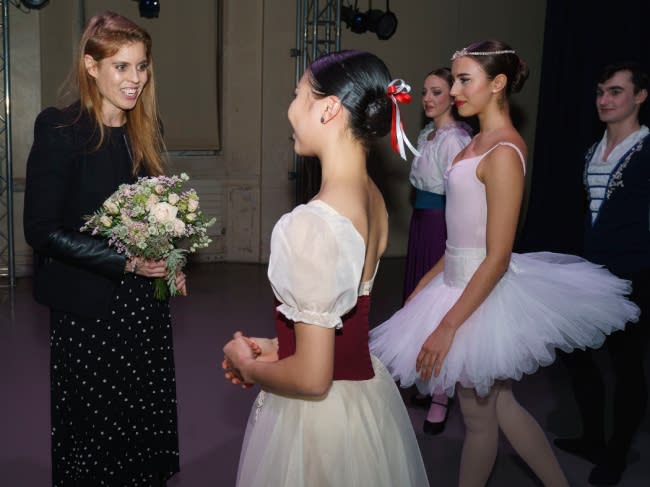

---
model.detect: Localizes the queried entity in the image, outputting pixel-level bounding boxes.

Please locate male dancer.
[555,62,650,486]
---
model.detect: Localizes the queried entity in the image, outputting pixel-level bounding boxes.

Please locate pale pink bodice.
[444,142,526,249]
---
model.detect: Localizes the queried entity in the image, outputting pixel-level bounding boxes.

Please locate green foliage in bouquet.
[81,173,215,300]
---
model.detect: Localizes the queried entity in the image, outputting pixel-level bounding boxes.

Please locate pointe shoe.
[423,399,450,435]
[553,437,605,464]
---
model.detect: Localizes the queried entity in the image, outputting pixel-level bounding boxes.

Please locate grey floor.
[1,259,649,486]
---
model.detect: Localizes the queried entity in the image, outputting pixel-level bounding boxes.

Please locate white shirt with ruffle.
[409,121,472,194]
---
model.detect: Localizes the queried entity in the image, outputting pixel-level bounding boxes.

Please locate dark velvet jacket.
[583,132,650,278]
[24,104,136,318]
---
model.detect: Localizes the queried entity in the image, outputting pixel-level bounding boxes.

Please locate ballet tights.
[457,381,568,487]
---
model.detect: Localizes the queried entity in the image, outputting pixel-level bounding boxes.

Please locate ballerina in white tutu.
[369,40,640,487]
[222,50,429,487]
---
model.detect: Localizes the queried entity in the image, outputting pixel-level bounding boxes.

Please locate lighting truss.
[0,0,15,287]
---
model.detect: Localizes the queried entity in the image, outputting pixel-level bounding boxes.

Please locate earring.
[321,106,330,124]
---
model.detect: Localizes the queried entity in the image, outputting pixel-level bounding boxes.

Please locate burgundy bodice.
[275,295,375,381]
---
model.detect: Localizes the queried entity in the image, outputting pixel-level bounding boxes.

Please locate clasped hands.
[222,333,278,389]
[126,257,187,296]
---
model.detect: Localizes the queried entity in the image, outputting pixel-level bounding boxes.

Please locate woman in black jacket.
[24,11,185,486]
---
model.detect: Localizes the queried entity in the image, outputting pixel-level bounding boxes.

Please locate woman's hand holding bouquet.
[82,173,214,300]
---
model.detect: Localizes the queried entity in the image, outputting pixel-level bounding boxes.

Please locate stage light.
[340,1,397,40]
[367,5,397,40]
[138,0,160,19]
[20,0,49,9]
[340,5,368,34]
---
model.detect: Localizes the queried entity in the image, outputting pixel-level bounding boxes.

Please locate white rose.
[180,172,189,181]
[173,219,186,235]
[186,212,197,222]
[100,215,113,227]
[154,184,165,195]
[168,193,180,205]
[103,200,119,214]
[187,199,199,212]
[145,194,160,211]
[150,202,178,224]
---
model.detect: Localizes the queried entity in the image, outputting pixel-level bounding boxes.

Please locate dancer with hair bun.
[370,40,639,487]
[222,50,429,487]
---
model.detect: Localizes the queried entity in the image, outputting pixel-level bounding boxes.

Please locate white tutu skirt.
[370,246,640,397]
[236,356,429,487]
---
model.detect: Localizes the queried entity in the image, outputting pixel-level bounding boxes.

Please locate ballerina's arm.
[223,202,361,397]
[417,144,525,380]
[224,324,334,397]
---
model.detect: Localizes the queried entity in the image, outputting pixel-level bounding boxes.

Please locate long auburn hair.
[76,11,164,176]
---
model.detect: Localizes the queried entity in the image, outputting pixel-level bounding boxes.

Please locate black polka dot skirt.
[50,274,179,486]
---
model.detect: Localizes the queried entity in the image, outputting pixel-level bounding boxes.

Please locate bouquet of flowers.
[81,173,215,300]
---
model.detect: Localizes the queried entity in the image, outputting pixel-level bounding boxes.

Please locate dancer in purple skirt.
[403,67,471,434]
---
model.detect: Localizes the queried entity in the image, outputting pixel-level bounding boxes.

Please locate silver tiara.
[451,48,516,61]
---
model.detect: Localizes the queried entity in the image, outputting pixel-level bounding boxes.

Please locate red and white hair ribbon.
[387,79,420,160]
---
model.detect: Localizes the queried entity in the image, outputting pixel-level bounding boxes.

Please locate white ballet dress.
[235,200,430,487]
[369,142,640,397]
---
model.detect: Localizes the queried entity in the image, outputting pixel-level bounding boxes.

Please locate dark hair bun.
[510,59,529,94]
[362,94,391,139]
[309,50,392,148]
[460,40,528,96]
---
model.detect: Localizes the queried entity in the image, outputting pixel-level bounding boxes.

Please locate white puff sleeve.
[409,122,472,194]
[267,202,365,329]
[415,122,435,148]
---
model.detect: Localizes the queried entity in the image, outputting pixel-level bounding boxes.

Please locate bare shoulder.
[317,186,368,239]
[368,181,387,221]
[493,129,526,158]
[367,180,389,257]
[317,180,387,247]
[478,132,526,183]
[483,129,526,165]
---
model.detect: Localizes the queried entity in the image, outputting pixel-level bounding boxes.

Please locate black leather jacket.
[24,104,133,318]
